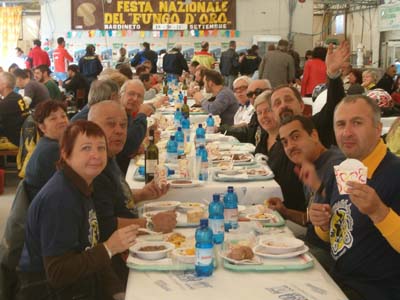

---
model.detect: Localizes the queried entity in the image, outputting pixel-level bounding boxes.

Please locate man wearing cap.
[131,42,158,74]
[258,39,295,88]
[33,64,62,100]
[220,40,240,89]
[192,41,215,69]
[162,43,189,81]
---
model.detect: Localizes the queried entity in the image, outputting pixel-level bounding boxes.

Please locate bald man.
[88,101,175,239]
[220,79,271,145]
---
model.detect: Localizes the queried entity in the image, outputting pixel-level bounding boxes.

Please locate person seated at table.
[376,64,396,94]
[0,71,30,150]
[33,64,62,101]
[187,65,206,97]
[24,100,69,201]
[61,64,89,105]
[361,69,377,92]
[309,95,400,300]
[220,79,271,144]
[139,73,160,101]
[232,76,254,126]
[71,79,120,121]
[193,69,239,126]
[98,68,129,88]
[13,68,50,109]
[88,100,175,236]
[18,120,138,300]
[118,79,154,174]
[270,115,344,270]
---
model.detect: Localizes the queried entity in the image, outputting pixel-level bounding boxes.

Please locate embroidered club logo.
[330,199,354,259]
[88,209,99,248]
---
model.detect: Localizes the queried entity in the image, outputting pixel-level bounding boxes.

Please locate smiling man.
[309,95,400,299]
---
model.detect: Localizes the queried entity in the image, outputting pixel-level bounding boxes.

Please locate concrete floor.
[0,172,19,236]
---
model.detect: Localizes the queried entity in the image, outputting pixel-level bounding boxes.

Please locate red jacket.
[301,59,326,96]
[53,45,73,72]
[26,46,51,69]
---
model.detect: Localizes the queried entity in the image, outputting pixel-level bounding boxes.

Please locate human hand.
[326,40,351,76]
[193,91,203,104]
[297,161,322,192]
[267,197,286,214]
[104,224,139,256]
[347,181,390,223]
[152,211,177,233]
[135,180,169,201]
[138,103,154,116]
[309,203,331,231]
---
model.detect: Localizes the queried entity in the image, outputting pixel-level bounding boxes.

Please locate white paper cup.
[334,159,367,195]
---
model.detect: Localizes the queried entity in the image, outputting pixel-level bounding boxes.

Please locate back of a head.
[67,64,79,73]
[174,43,182,51]
[139,73,150,83]
[86,44,95,55]
[13,68,29,79]
[347,84,365,95]
[204,69,223,86]
[57,37,64,45]
[143,42,150,50]
[190,61,200,68]
[312,46,327,61]
[117,64,133,79]
[33,39,41,47]
[36,64,51,75]
[0,72,16,89]
[277,39,289,51]
[88,79,118,106]
[229,40,236,48]
[201,41,209,50]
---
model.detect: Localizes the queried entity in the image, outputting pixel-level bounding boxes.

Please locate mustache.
[279,108,295,120]
[289,148,302,156]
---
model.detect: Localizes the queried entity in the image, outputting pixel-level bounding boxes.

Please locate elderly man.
[193,69,238,126]
[118,79,153,173]
[232,76,255,126]
[33,64,62,100]
[220,79,271,144]
[309,95,400,300]
[0,72,29,148]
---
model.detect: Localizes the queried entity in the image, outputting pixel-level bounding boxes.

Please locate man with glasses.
[220,79,271,145]
[232,76,253,126]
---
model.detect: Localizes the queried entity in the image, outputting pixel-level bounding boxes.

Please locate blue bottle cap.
[227,186,234,192]
[198,124,203,128]
[170,135,175,140]
[200,219,208,227]
[177,127,182,131]
[212,193,220,202]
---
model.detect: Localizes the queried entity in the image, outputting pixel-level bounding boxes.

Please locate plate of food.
[144,201,181,211]
[257,237,305,255]
[246,212,280,223]
[220,245,262,265]
[130,241,175,260]
[172,247,196,264]
[178,202,206,211]
[169,180,204,188]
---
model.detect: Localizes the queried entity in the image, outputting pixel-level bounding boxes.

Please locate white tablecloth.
[125,224,347,300]
[126,159,283,206]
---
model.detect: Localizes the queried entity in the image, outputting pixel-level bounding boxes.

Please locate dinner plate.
[253,245,309,259]
[219,251,263,265]
[178,202,206,211]
[144,201,181,210]
[257,236,305,254]
[246,212,280,223]
[169,180,204,188]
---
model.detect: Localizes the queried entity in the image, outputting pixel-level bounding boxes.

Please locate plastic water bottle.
[223,186,239,232]
[208,194,224,244]
[166,135,178,163]
[206,114,215,134]
[174,108,182,128]
[195,124,205,148]
[195,219,214,277]
[175,127,185,155]
[168,87,174,103]
[181,116,191,143]
[196,145,208,181]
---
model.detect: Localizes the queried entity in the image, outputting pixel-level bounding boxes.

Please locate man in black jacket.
[219,40,239,89]
[162,44,188,81]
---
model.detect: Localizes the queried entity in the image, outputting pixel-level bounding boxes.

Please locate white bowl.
[258,237,304,255]
[130,241,175,260]
[172,247,196,264]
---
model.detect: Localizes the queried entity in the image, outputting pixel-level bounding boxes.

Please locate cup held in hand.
[334,159,367,195]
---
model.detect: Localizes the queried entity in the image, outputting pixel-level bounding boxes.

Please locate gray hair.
[88,100,125,122]
[334,95,381,126]
[362,70,378,83]
[233,76,252,89]
[120,79,145,96]
[254,90,273,110]
[0,72,16,89]
[88,79,119,106]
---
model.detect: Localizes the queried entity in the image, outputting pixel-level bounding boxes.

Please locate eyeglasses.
[247,88,269,98]
[233,85,248,93]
